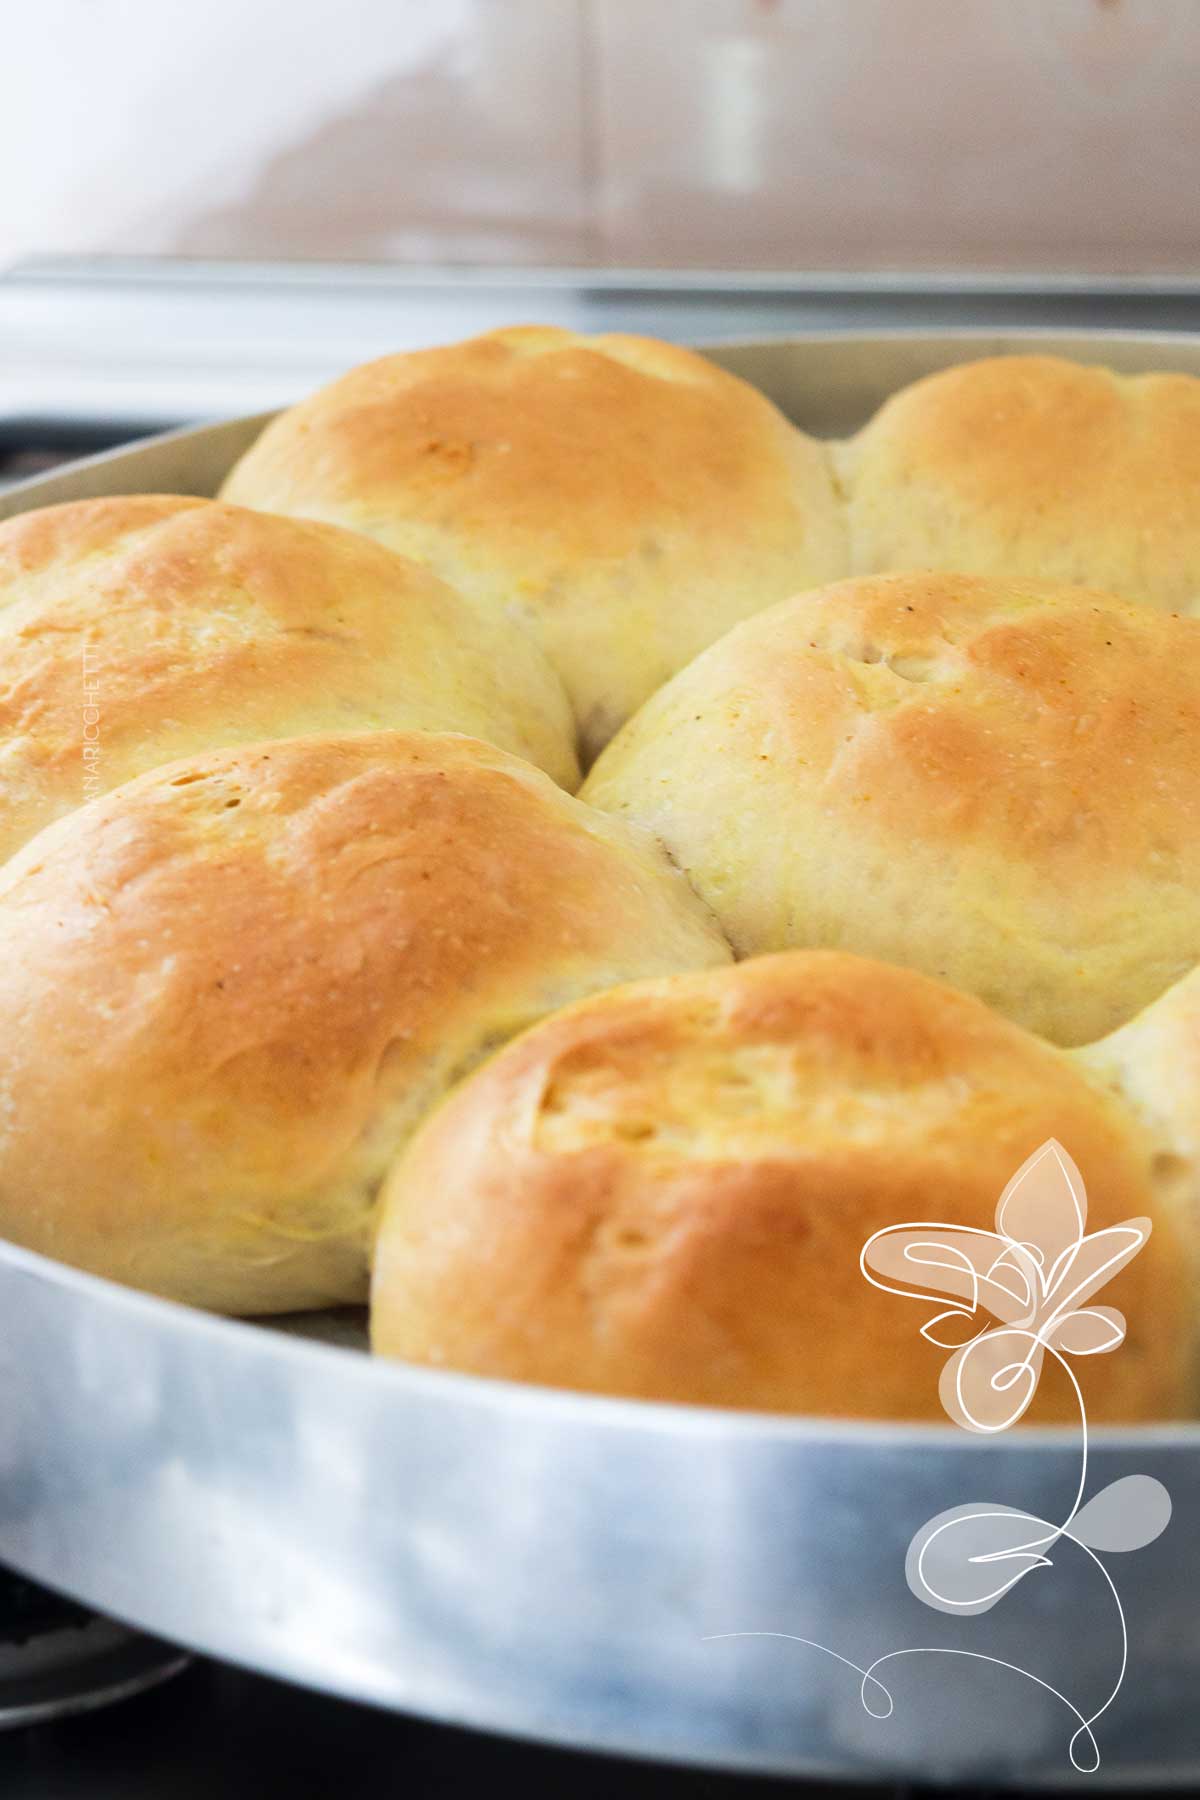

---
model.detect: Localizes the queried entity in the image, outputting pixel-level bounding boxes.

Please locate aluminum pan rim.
[1,1232,1197,1458]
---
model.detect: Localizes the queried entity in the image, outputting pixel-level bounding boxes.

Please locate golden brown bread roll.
[1079,963,1200,1186]
[371,951,1197,1423]
[219,326,846,759]
[0,730,730,1314]
[582,571,1200,1046]
[837,355,1200,610]
[0,494,578,866]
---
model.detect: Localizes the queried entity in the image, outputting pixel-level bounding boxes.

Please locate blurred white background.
[2,0,1198,274]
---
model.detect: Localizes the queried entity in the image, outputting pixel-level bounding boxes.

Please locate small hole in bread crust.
[613,1119,655,1142]
[1151,1151,1190,1185]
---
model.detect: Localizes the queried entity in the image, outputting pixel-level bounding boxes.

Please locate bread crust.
[221,326,846,757]
[837,355,1200,611]
[372,951,1193,1421]
[0,731,729,1312]
[0,493,579,867]
[583,571,1200,1045]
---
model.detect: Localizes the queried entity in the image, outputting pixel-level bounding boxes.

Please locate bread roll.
[0,495,578,867]
[837,355,1200,610]
[582,572,1200,1046]
[220,326,846,759]
[0,731,729,1314]
[371,951,1194,1422]
[1080,964,1200,1182]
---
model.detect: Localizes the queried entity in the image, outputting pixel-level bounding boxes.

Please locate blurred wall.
[2,0,1198,274]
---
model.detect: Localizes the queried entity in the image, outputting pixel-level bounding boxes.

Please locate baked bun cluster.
[2,328,1199,1424]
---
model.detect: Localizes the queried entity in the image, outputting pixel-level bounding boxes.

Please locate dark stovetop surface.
[0,1656,903,1800]
[4,1653,1198,1800]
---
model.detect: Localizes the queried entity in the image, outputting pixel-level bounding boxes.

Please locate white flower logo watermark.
[860,1138,1149,1434]
[708,1140,1171,1774]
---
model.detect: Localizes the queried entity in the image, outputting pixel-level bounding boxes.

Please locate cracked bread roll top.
[0,494,578,868]
[220,326,846,759]
[837,355,1200,611]
[582,572,1200,1047]
[0,731,729,1314]
[371,952,1195,1422]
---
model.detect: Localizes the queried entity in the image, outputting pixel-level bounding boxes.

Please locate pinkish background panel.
[0,1,591,268]
[2,0,1199,274]
[593,0,1200,272]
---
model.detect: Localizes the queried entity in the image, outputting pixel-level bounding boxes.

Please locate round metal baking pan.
[1,331,1199,1787]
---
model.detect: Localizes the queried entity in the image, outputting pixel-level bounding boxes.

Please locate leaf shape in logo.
[920,1307,982,1350]
[906,1502,1054,1615]
[1069,1476,1172,1553]
[1037,1223,1150,1341]
[861,1225,1035,1324]
[995,1139,1087,1286]
[940,1329,1043,1433]
[1045,1305,1126,1357]
[981,1241,1038,1318]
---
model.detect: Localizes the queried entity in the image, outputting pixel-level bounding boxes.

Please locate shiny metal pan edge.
[1,330,1199,1786]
